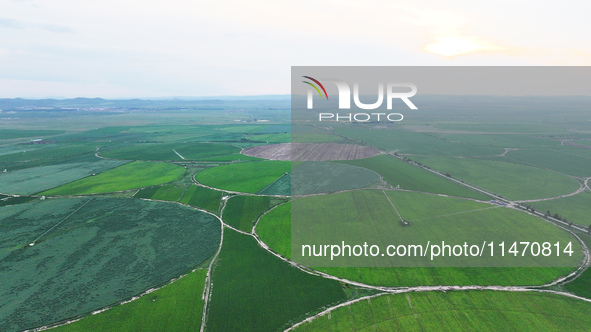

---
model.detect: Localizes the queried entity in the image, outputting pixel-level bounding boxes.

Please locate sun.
[425,36,489,57]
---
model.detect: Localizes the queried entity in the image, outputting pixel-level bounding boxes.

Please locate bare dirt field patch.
[242,143,380,161]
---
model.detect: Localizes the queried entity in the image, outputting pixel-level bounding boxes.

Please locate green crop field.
[531,191,591,226]
[503,147,591,177]
[258,190,581,286]
[258,172,291,195]
[180,185,223,213]
[205,230,347,332]
[53,269,207,332]
[412,156,579,200]
[0,129,65,139]
[4,96,591,332]
[438,133,561,148]
[291,161,380,195]
[255,202,291,258]
[134,184,186,202]
[0,198,220,332]
[334,127,504,157]
[40,161,186,195]
[0,144,98,172]
[337,155,490,200]
[223,196,274,232]
[196,161,291,193]
[293,291,591,331]
[99,142,241,161]
[0,158,127,195]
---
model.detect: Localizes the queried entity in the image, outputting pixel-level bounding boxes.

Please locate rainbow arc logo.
[301,76,328,100]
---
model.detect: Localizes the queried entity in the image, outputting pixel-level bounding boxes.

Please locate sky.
[1,0,590,98]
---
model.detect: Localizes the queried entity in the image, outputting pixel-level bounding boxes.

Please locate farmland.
[531,191,591,227]
[293,291,591,331]
[291,161,380,195]
[196,161,291,193]
[411,156,579,200]
[503,146,591,177]
[337,155,490,200]
[134,184,186,202]
[0,143,99,172]
[41,161,186,195]
[205,230,347,332]
[179,185,224,213]
[0,157,127,195]
[259,190,581,286]
[334,127,504,157]
[53,269,207,332]
[242,143,380,161]
[223,195,275,232]
[0,129,65,139]
[0,198,220,332]
[3,96,591,332]
[99,142,241,161]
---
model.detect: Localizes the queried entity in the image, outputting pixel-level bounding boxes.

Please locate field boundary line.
[30,197,94,245]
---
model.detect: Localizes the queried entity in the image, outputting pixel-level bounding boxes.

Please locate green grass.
[258,190,581,287]
[52,269,207,332]
[293,291,591,331]
[206,230,347,332]
[196,161,291,193]
[0,198,220,332]
[180,185,223,213]
[412,156,579,201]
[0,158,127,195]
[134,184,185,202]
[99,142,241,161]
[223,196,273,232]
[337,155,489,200]
[40,161,185,195]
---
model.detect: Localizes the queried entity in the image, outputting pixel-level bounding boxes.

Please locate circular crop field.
[293,291,591,331]
[0,197,221,332]
[242,143,380,161]
[196,161,380,195]
[257,190,583,287]
[99,142,241,161]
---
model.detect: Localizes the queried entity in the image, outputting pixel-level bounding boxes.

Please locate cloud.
[0,17,75,33]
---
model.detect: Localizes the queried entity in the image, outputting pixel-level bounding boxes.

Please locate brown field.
[242,143,380,161]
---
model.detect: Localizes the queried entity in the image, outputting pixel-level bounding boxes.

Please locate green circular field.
[196,161,380,195]
[0,198,221,332]
[256,190,583,287]
[293,291,591,331]
[99,142,241,161]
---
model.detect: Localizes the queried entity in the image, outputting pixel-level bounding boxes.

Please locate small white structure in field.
[2,169,6,173]
[29,242,35,247]
[222,195,231,201]
[40,196,46,200]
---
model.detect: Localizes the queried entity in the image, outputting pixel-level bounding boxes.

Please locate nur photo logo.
[301,76,418,122]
